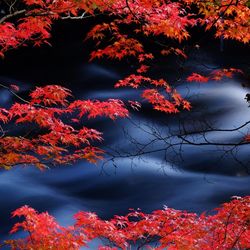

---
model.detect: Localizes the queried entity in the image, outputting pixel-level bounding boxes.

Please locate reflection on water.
[0,48,250,244]
[83,64,121,80]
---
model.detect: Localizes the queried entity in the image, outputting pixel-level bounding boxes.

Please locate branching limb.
[0,9,26,24]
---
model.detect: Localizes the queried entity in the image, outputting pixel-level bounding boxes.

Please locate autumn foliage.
[0,0,249,117]
[3,196,250,250]
[0,0,249,119]
[0,84,128,169]
[186,68,244,82]
[0,0,250,249]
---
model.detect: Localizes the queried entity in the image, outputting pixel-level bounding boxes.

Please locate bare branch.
[61,12,88,20]
[177,134,249,147]
[0,9,26,24]
[0,83,30,104]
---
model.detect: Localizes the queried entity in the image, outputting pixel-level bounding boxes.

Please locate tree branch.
[61,12,87,20]
[0,9,26,24]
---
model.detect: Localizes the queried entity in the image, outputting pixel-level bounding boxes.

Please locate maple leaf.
[182,100,192,111]
[186,73,209,82]
[30,85,72,106]
[136,64,150,73]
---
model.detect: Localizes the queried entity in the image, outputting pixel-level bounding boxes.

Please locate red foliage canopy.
[4,196,250,250]
[0,1,249,249]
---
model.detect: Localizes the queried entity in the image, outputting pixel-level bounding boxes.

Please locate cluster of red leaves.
[0,16,51,57]
[0,85,128,169]
[115,73,192,113]
[86,0,196,61]
[161,48,187,59]
[187,73,209,83]
[113,67,244,114]
[6,206,86,250]
[84,1,195,114]
[142,88,191,113]
[195,0,250,43]
[4,196,250,250]
[186,68,244,83]
[1,0,248,58]
[83,1,248,116]
[0,0,89,56]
